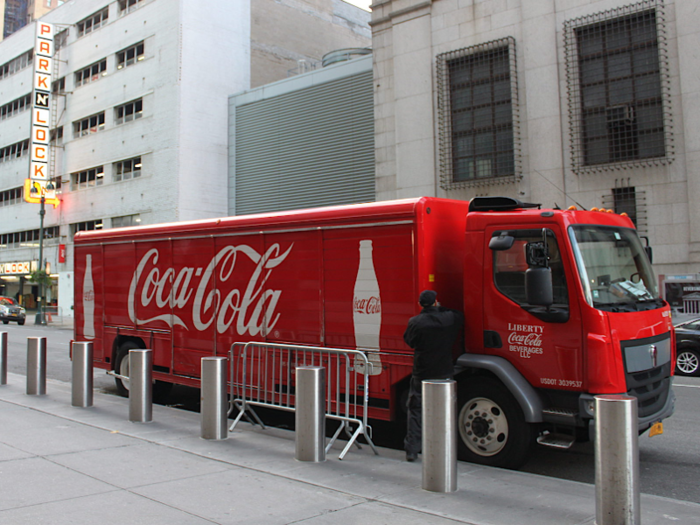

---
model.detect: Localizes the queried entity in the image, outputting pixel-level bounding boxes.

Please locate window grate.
[564,0,673,173]
[602,179,647,234]
[437,37,521,189]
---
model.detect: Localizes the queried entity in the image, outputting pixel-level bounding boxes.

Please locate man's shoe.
[406,451,418,462]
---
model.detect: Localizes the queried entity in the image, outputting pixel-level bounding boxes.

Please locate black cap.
[419,290,437,307]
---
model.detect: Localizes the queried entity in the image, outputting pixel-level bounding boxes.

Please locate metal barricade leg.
[129,349,152,423]
[594,394,640,525]
[201,357,228,440]
[72,342,93,408]
[295,366,325,462]
[422,379,458,493]
[0,332,7,386]
[27,337,47,396]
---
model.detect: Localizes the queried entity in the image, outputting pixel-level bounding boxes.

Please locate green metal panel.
[234,71,374,215]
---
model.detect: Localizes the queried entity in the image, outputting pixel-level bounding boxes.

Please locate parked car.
[674,318,700,376]
[0,296,26,325]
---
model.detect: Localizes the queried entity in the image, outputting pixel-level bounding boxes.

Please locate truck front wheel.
[457,377,535,469]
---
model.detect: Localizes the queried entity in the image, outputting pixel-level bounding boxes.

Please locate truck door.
[483,227,584,391]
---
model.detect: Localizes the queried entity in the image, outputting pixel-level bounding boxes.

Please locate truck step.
[541,407,579,425]
[537,431,575,449]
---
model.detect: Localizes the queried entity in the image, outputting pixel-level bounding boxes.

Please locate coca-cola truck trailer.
[74,196,675,469]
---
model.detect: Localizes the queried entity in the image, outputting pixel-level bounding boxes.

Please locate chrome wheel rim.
[459,397,509,457]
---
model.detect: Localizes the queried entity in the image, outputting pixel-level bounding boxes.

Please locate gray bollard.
[594,394,640,525]
[1,332,7,385]
[72,342,94,408]
[422,379,458,493]
[295,366,326,462]
[201,356,228,440]
[129,349,152,423]
[27,337,47,395]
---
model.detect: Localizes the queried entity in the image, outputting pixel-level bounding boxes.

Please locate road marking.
[673,383,700,388]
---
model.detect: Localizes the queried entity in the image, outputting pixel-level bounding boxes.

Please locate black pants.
[404,376,423,454]
[404,375,453,455]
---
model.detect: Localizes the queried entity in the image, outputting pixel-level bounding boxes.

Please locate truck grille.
[625,361,671,419]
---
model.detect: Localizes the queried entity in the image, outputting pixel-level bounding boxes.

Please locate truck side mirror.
[525,266,553,306]
[489,234,515,251]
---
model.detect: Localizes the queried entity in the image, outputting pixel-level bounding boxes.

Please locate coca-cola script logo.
[354,296,381,315]
[507,332,542,346]
[127,243,293,336]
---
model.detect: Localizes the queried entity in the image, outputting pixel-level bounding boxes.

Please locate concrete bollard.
[71,342,94,408]
[27,337,47,395]
[201,356,228,440]
[295,366,326,462]
[594,394,640,525]
[422,379,458,493]
[0,332,7,385]
[129,349,152,423]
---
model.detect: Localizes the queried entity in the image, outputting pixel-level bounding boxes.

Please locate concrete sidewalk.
[0,372,697,525]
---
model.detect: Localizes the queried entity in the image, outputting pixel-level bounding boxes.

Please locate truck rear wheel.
[114,342,173,400]
[457,377,535,469]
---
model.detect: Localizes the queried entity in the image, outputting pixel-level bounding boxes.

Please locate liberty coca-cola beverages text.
[127,243,293,336]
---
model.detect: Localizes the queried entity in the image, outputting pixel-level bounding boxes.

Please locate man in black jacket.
[403,290,464,462]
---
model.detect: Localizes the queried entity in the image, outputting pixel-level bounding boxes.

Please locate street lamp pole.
[36,194,46,326]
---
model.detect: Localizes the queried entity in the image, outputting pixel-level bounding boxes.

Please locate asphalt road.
[1,322,699,504]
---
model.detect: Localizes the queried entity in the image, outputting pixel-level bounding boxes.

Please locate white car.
[0,296,26,325]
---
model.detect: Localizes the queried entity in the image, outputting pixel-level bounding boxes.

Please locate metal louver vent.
[233,71,374,215]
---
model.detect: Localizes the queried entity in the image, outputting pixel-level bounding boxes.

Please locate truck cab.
[454,197,675,468]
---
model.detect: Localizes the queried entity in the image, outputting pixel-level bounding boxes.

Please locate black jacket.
[403,306,464,380]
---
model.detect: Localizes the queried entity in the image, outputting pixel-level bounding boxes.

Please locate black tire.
[457,377,535,469]
[18,319,25,325]
[2,320,8,324]
[675,347,700,377]
[113,341,173,401]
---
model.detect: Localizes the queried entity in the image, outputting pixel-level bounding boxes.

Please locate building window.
[75,59,107,87]
[71,220,103,238]
[115,99,143,124]
[77,8,109,38]
[55,29,69,50]
[50,127,64,146]
[0,187,23,207]
[0,139,30,163]
[0,50,33,81]
[119,0,148,15]
[112,214,141,228]
[73,112,105,138]
[0,94,31,120]
[117,42,145,69]
[71,166,105,190]
[52,77,66,94]
[602,180,647,233]
[564,0,672,173]
[114,156,142,181]
[436,37,521,189]
[0,227,60,248]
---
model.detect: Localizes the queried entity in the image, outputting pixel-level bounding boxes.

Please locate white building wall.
[371,0,700,278]
[0,0,370,315]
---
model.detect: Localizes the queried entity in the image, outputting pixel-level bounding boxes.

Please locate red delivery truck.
[74,196,675,469]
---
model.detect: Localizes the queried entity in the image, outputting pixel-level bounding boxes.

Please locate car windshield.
[0,297,16,306]
[569,225,662,312]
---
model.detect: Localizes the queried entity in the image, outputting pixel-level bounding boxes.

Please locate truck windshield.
[569,225,662,312]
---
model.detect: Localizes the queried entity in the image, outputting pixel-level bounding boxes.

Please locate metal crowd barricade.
[228,342,379,460]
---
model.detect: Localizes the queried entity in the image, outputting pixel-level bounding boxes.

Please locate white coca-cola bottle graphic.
[83,254,95,339]
[353,240,382,375]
